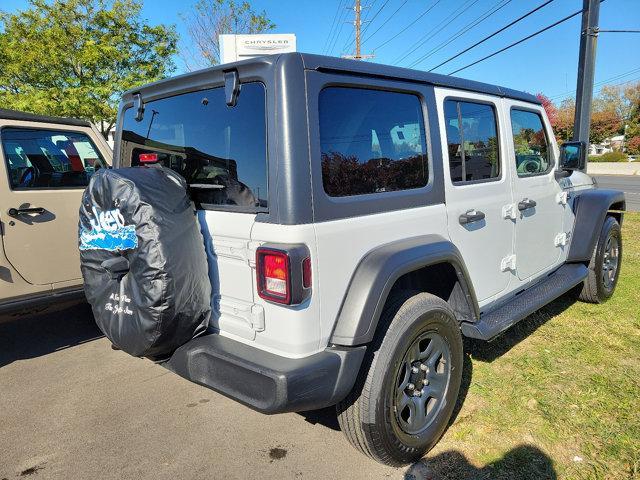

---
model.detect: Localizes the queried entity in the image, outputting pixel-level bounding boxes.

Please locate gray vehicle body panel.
[567,188,626,263]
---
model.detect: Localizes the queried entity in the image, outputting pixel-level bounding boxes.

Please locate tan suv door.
[0,121,112,290]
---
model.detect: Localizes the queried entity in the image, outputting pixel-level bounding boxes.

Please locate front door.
[0,125,109,286]
[435,89,515,305]
[505,103,564,281]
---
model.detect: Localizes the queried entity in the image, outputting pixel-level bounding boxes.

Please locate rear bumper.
[163,333,366,414]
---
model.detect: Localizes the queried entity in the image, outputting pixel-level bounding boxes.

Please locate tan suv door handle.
[7,207,45,217]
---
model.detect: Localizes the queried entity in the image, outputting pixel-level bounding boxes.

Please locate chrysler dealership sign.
[219,34,297,64]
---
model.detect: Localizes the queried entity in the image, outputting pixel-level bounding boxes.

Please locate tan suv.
[0,109,112,315]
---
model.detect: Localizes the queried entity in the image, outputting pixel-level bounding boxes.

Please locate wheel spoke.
[396,389,411,412]
[427,336,444,369]
[427,372,447,398]
[407,396,426,430]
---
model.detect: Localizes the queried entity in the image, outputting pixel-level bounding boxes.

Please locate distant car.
[0,109,112,315]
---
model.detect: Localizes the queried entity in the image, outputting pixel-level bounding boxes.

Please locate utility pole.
[572,0,600,168]
[343,0,374,60]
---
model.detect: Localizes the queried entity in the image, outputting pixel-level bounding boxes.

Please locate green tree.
[0,0,177,138]
[182,0,275,71]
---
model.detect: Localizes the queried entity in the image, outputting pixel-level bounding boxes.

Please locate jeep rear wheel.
[336,292,463,466]
[579,216,622,304]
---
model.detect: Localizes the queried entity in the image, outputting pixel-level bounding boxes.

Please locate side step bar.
[461,263,588,341]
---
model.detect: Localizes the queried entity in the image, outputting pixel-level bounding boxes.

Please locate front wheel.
[579,215,622,303]
[336,292,463,466]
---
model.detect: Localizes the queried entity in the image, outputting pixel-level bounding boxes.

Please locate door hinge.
[556,191,569,205]
[500,254,517,272]
[502,203,517,220]
[555,232,569,247]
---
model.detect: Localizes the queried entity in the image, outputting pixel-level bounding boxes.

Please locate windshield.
[120,82,268,212]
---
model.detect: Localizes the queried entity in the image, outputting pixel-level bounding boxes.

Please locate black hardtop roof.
[125,52,540,105]
[0,108,92,127]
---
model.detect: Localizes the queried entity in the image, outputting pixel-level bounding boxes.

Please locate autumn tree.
[181,0,275,71]
[0,0,177,138]
[554,98,576,143]
[536,93,558,127]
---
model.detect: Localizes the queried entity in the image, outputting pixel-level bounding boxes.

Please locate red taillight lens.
[302,257,312,289]
[257,249,291,304]
[139,152,158,163]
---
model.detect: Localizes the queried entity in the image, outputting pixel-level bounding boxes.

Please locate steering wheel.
[517,157,542,175]
[19,167,36,187]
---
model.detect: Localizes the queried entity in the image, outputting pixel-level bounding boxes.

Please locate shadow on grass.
[465,286,581,363]
[0,302,103,368]
[406,444,557,479]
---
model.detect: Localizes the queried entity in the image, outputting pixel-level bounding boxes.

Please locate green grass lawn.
[423,213,640,480]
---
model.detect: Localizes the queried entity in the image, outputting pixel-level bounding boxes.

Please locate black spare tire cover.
[79,166,211,358]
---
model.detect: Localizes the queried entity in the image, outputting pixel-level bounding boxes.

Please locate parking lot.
[1,303,421,480]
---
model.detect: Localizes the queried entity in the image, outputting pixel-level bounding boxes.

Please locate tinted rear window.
[120,82,268,211]
[319,87,428,197]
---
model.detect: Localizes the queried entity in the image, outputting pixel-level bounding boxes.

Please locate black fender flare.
[329,235,479,346]
[567,188,625,263]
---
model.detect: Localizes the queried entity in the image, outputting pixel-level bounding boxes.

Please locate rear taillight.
[302,257,312,289]
[256,246,311,305]
[257,248,291,304]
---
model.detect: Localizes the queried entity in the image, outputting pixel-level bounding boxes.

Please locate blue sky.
[3,0,640,103]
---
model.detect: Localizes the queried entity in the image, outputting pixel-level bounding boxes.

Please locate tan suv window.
[2,128,106,189]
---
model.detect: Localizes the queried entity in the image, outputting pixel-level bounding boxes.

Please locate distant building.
[589,135,625,155]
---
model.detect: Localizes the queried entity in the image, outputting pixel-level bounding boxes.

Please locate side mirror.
[559,141,586,171]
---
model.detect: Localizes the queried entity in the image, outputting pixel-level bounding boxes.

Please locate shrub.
[627,136,640,156]
[588,151,628,162]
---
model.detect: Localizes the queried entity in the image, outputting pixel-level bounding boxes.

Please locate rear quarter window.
[318,87,429,197]
[120,82,268,212]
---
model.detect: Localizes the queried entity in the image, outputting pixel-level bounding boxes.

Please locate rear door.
[0,123,111,289]
[435,89,515,305]
[118,82,269,341]
[504,102,564,281]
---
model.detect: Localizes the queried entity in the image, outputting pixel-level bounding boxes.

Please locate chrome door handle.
[7,207,45,217]
[517,198,537,211]
[459,209,486,225]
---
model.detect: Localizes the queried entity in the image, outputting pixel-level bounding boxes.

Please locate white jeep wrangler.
[112,53,625,466]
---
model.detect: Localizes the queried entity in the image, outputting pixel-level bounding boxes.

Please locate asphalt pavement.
[593,175,640,211]
[0,303,439,480]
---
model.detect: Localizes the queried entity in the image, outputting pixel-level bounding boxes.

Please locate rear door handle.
[459,209,486,225]
[7,207,45,217]
[517,198,537,211]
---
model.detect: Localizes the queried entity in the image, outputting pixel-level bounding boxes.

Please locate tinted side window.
[120,82,268,211]
[1,128,106,189]
[444,100,500,183]
[510,109,551,177]
[319,87,428,197]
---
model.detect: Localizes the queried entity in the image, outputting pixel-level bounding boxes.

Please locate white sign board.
[219,34,297,64]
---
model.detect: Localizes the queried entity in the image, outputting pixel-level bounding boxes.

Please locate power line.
[371,0,443,52]
[448,7,584,75]
[597,29,640,33]
[329,4,351,55]
[393,0,480,66]
[549,67,640,100]
[323,0,346,54]
[362,0,409,44]
[428,0,555,72]
[408,0,513,69]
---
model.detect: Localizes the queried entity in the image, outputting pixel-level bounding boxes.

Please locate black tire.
[579,215,622,304]
[336,292,463,466]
